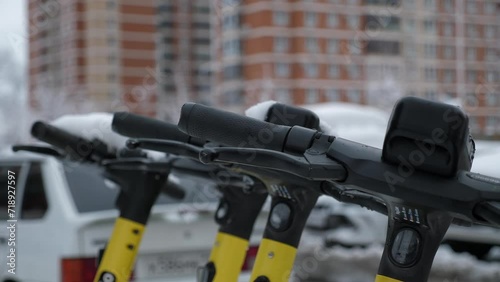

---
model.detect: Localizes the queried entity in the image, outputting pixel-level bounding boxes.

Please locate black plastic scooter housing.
[382,96,474,177]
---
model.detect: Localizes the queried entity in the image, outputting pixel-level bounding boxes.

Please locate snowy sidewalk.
[294,238,500,282]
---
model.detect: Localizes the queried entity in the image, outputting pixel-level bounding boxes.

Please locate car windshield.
[62,161,219,213]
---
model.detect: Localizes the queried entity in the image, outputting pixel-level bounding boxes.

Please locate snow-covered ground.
[295,232,500,282]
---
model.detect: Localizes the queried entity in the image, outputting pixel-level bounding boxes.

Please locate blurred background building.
[155,0,213,120]
[213,0,499,136]
[27,0,499,137]
[28,0,158,116]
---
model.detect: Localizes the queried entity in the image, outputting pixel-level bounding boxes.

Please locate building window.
[348,64,361,79]
[275,89,292,103]
[405,44,416,57]
[486,48,497,61]
[466,70,477,83]
[193,5,210,14]
[466,47,476,61]
[158,21,174,28]
[222,90,244,105]
[486,71,498,83]
[424,68,437,82]
[328,13,339,27]
[444,69,454,83]
[305,89,320,103]
[424,44,437,58]
[465,93,478,107]
[223,39,240,56]
[366,40,400,55]
[486,93,498,106]
[349,39,363,54]
[223,65,242,79]
[404,20,415,32]
[195,53,211,61]
[365,15,401,31]
[274,11,289,26]
[223,14,239,30]
[193,22,210,29]
[328,64,340,78]
[484,1,496,14]
[466,0,477,13]
[193,38,210,45]
[443,22,453,36]
[306,37,319,52]
[347,15,359,29]
[303,63,319,77]
[444,46,455,59]
[466,24,478,37]
[275,63,290,77]
[485,26,496,38]
[304,12,318,27]
[274,37,289,52]
[443,0,453,12]
[328,39,339,53]
[326,89,340,101]
[423,20,437,34]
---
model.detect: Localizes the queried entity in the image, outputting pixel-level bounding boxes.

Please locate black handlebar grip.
[31,121,112,161]
[31,121,82,149]
[112,112,204,145]
[178,103,292,151]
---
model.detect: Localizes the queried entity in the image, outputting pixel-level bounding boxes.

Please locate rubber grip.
[178,103,291,151]
[31,121,108,160]
[112,112,191,143]
[31,121,83,150]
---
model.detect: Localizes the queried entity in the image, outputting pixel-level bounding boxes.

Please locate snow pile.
[471,140,500,178]
[52,112,127,151]
[304,102,389,148]
[295,242,500,282]
[245,100,333,133]
[430,245,500,282]
[51,112,163,158]
[245,100,277,120]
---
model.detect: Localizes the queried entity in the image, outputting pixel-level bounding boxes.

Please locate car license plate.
[136,250,211,278]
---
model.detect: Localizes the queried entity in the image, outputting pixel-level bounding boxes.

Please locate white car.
[301,102,500,258]
[0,154,266,282]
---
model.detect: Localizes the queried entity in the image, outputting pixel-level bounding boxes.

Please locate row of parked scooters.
[14,97,500,282]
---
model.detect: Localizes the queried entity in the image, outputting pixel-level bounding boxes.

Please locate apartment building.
[28,0,213,119]
[155,0,213,120]
[213,0,499,136]
[29,0,158,116]
[28,0,499,135]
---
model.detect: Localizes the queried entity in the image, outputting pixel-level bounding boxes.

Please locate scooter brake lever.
[12,144,64,158]
[199,147,346,181]
[127,138,202,159]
